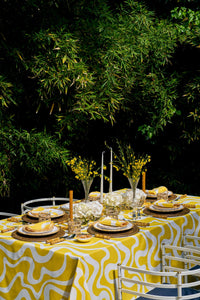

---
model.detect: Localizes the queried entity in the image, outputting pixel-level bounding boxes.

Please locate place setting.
[22,207,69,224]
[87,216,139,238]
[11,206,70,242]
[12,193,74,242]
[12,220,66,242]
[142,185,190,218]
[145,186,179,203]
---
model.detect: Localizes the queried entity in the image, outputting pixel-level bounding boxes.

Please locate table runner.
[0,195,200,300]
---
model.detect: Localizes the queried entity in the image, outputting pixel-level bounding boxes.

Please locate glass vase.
[128,177,140,219]
[81,178,93,203]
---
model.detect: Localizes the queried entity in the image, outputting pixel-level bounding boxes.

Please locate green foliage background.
[0,0,200,212]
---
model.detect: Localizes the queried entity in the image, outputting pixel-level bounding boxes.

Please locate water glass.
[137,196,146,219]
[132,200,139,220]
[104,206,119,219]
[157,191,168,201]
[38,211,51,222]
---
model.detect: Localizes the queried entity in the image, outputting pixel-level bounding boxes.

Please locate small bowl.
[76,233,93,243]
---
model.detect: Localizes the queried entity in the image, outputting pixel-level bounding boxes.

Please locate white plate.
[149,204,184,213]
[28,208,64,219]
[94,221,133,232]
[60,203,71,211]
[146,190,173,198]
[17,225,59,236]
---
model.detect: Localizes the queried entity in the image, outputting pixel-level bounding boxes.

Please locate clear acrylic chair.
[182,234,200,273]
[117,262,200,300]
[162,236,200,276]
[21,197,70,214]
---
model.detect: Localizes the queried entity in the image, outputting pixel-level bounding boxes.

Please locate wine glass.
[132,198,139,220]
[137,196,146,219]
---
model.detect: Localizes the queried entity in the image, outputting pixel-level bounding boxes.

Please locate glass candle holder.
[38,211,51,222]
[68,220,81,235]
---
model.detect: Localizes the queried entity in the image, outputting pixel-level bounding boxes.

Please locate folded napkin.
[24,221,54,232]
[154,199,174,208]
[100,217,128,227]
[148,186,168,195]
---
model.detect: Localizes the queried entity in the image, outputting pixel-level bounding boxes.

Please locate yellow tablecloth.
[0,195,200,300]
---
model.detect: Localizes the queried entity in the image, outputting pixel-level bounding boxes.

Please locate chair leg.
[117,264,122,300]
[161,243,166,283]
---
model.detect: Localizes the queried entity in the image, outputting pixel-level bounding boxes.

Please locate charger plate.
[87,223,139,238]
[143,207,190,218]
[12,228,65,242]
[146,190,173,198]
[94,221,133,232]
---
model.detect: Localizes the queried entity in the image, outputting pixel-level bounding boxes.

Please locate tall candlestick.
[100,151,105,203]
[69,190,73,221]
[109,147,113,193]
[142,172,146,192]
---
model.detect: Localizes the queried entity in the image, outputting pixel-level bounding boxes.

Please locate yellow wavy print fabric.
[0,195,200,300]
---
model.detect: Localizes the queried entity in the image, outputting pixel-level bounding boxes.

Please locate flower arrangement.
[67,156,107,202]
[113,141,151,181]
[67,156,100,181]
[73,201,103,222]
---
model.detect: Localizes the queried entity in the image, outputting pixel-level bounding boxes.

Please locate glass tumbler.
[38,211,51,222]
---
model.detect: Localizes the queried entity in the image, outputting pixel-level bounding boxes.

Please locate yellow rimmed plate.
[17,225,59,236]
[149,204,184,213]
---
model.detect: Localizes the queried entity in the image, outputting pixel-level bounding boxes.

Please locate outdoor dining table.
[0,194,200,300]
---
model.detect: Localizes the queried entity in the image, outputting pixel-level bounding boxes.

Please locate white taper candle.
[100,151,105,203]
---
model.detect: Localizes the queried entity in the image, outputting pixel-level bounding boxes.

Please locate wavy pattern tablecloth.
[0,195,200,300]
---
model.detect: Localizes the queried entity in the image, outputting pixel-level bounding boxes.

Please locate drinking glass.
[104,206,119,219]
[137,196,145,219]
[132,199,139,220]
[157,191,168,201]
[38,211,51,222]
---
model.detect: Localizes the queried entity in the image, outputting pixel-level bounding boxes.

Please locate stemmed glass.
[132,198,139,220]
[137,196,145,219]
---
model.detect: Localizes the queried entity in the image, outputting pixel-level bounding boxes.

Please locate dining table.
[0,191,200,300]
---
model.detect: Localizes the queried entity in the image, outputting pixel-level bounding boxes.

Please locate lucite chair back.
[117,263,200,300]
[183,234,200,274]
[0,212,17,220]
[162,240,200,282]
[21,197,70,214]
